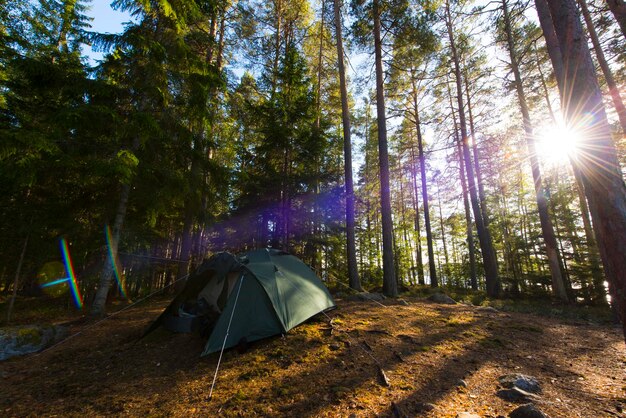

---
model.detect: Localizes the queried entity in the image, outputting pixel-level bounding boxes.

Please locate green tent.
[147,248,335,355]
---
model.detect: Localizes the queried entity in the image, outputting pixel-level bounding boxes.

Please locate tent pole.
[208,273,245,400]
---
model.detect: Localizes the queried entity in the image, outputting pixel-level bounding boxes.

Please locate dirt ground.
[1,296,625,417]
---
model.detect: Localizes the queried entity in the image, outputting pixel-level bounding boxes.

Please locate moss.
[238,367,272,381]
[445,315,473,327]
[462,330,481,339]
[478,336,506,348]
[16,327,43,346]
[274,386,292,397]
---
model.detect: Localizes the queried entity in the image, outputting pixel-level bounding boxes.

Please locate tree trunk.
[373,0,397,297]
[535,36,606,302]
[463,66,489,226]
[445,0,500,297]
[399,169,412,283]
[578,0,626,132]
[502,0,569,301]
[6,235,28,323]
[606,0,626,38]
[415,104,438,287]
[92,183,132,315]
[572,165,606,303]
[547,0,626,338]
[91,131,142,315]
[409,143,426,285]
[535,0,566,91]
[437,181,449,284]
[334,0,362,291]
[409,79,426,285]
[450,93,478,291]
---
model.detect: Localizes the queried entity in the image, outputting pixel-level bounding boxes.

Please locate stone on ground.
[0,324,67,361]
[509,403,549,418]
[427,293,457,304]
[456,413,481,418]
[499,373,541,393]
[496,387,541,403]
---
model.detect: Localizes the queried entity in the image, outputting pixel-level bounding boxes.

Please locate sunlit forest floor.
[1,295,625,417]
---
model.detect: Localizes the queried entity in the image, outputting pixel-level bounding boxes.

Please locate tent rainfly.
[146,248,336,355]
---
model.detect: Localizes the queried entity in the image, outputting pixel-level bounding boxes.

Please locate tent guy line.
[209,272,245,400]
[332,280,390,310]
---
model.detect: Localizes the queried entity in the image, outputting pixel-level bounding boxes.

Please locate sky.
[83,2,132,64]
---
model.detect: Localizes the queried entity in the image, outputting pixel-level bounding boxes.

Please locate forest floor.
[1,294,625,417]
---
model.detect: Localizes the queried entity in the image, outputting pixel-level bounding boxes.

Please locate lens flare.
[535,122,581,165]
[61,238,83,309]
[40,277,71,288]
[105,225,127,299]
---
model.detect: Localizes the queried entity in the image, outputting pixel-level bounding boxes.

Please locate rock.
[456,413,481,418]
[499,374,541,393]
[397,299,410,306]
[378,367,391,387]
[509,403,549,418]
[414,402,435,412]
[349,292,386,302]
[427,293,457,304]
[476,306,499,313]
[496,387,541,403]
[456,379,468,388]
[0,324,68,361]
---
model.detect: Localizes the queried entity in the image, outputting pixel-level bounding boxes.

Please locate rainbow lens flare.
[40,277,71,288]
[105,225,127,299]
[40,239,83,308]
[61,238,83,309]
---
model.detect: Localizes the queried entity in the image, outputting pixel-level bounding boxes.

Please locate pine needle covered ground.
[1,296,625,417]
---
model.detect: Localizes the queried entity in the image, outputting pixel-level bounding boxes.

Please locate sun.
[534,123,581,165]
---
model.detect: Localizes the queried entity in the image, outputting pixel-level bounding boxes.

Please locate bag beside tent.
[146,248,336,355]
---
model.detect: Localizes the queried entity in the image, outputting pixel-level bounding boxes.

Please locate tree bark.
[414,104,438,287]
[502,0,569,302]
[606,0,626,38]
[373,0,397,297]
[572,164,606,303]
[6,235,28,323]
[535,0,566,91]
[547,0,626,339]
[334,0,362,291]
[409,78,427,286]
[437,180,449,282]
[463,66,489,226]
[578,0,626,133]
[92,184,131,314]
[409,143,426,285]
[445,0,500,297]
[449,85,478,290]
